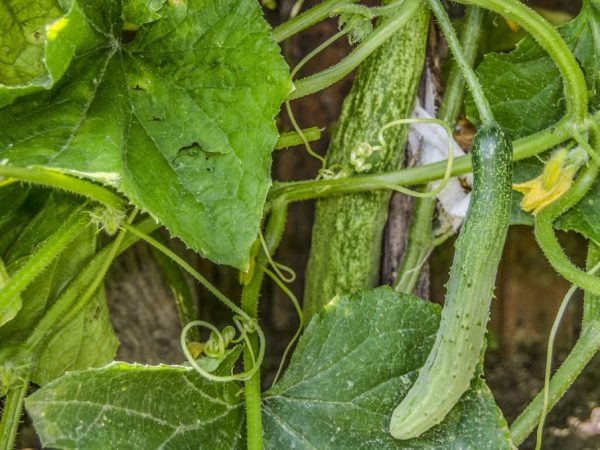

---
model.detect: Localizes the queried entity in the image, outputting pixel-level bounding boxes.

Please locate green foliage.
[0,0,291,269]
[26,363,245,449]
[26,287,511,449]
[264,287,512,449]
[467,0,600,136]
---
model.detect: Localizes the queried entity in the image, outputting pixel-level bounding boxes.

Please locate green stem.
[428,0,494,125]
[272,0,359,42]
[0,377,28,450]
[437,6,485,124]
[393,196,435,293]
[289,0,422,100]
[241,203,288,450]
[275,128,322,150]
[149,234,198,341]
[535,260,600,450]
[269,114,592,203]
[535,162,600,295]
[457,0,587,123]
[0,209,89,311]
[584,242,600,325]
[0,166,126,212]
[510,323,600,445]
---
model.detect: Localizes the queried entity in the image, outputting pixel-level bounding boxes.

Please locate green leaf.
[26,363,244,449]
[0,0,291,269]
[0,190,118,384]
[466,1,600,137]
[263,287,512,449]
[0,0,94,107]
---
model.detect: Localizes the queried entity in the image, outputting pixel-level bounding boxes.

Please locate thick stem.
[289,0,422,100]
[510,323,600,445]
[0,379,28,450]
[428,0,493,125]
[535,162,600,295]
[0,209,89,310]
[240,204,288,450]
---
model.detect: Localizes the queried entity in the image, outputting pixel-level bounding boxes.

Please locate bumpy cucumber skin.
[303,6,430,320]
[390,127,512,440]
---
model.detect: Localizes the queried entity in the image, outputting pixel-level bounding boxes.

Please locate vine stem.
[0,208,89,311]
[0,373,29,450]
[241,202,288,450]
[0,166,126,211]
[269,113,600,204]
[456,0,587,123]
[272,0,359,42]
[288,0,421,100]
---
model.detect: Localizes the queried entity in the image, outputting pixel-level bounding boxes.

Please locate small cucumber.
[390,126,512,439]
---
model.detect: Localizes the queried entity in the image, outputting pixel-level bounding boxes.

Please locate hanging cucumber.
[303,4,430,320]
[389,0,512,439]
[390,127,512,439]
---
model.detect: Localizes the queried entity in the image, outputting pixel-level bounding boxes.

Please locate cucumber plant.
[1,0,600,449]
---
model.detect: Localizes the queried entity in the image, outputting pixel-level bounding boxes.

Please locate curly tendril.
[121,223,266,383]
[180,318,266,383]
[367,117,455,198]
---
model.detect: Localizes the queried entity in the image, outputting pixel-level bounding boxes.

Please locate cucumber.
[389,126,512,439]
[303,5,430,320]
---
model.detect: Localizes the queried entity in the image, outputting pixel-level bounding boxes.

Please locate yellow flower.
[513,149,579,215]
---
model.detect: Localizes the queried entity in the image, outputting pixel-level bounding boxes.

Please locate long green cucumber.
[389,127,512,439]
[303,4,430,320]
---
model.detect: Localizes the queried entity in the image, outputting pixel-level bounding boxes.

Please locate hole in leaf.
[121,27,138,44]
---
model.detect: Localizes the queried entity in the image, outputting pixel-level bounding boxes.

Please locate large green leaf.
[0,0,93,107]
[0,190,118,385]
[466,0,600,137]
[263,287,512,449]
[0,0,291,269]
[26,363,245,449]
